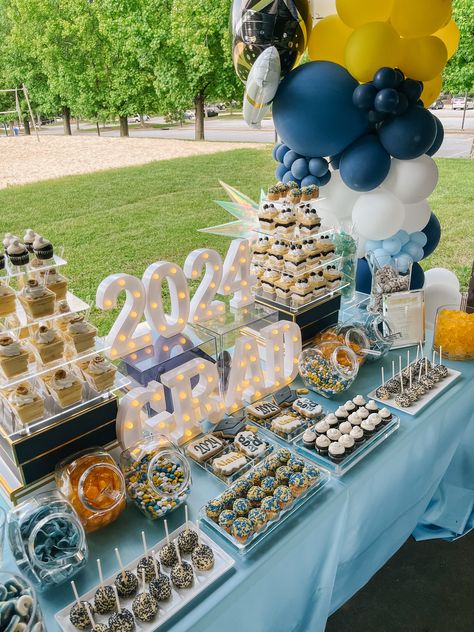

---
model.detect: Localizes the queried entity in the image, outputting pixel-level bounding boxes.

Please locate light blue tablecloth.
[1,339,473,631]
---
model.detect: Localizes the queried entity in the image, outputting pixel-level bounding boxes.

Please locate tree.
[154,0,243,140]
[443,0,474,94]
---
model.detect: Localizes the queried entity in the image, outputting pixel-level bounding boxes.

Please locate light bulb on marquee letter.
[184,248,224,323]
[260,321,302,386]
[143,261,190,338]
[116,381,175,450]
[225,335,270,412]
[219,238,256,309]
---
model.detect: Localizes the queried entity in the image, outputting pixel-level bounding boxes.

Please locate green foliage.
[443,0,474,94]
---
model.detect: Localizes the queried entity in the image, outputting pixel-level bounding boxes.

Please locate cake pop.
[136,531,156,582]
[94,559,116,615]
[114,548,138,597]
[159,520,178,567]
[108,587,135,632]
[149,548,172,601]
[170,542,194,589]
[190,523,214,571]
[177,506,199,553]
[69,582,94,631]
[132,570,159,623]
[85,602,110,632]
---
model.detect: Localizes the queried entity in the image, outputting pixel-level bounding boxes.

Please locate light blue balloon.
[395,230,410,246]
[365,240,383,253]
[372,248,392,267]
[395,253,413,273]
[382,236,402,255]
[402,242,423,260]
[410,232,428,247]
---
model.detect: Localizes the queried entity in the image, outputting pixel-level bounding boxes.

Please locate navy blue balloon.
[421,213,441,258]
[275,163,287,181]
[410,262,425,289]
[308,157,329,177]
[399,79,423,104]
[318,170,331,186]
[353,83,378,110]
[291,157,309,180]
[373,67,398,90]
[272,143,282,160]
[273,61,369,157]
[329,153,342,170]
[368,110,387,124]
[283,149,300,169]
[426,116,444,156]
[355,258,372,294]
[282,170,298,185]
[394,68,405,86]
[275,144,290,163]
[340,135,391,192]
[374,88,400,114]
[301,175,320,187]
[394,92,409,115]
[379,106,437,159]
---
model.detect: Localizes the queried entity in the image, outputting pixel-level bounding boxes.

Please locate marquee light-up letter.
[184,248,224,323]
[143,261,190,339]
[219,239,256,309]
[260,321,302,386]
[225,335,270,413]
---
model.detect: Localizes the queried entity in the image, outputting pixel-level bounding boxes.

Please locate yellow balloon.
[421,75,443,107]
[308,15,353,66]
[400,36,448,82]
[345,22,402,83]
[336,0,394,29]
[391,0,452,38]
[435,19,460,59]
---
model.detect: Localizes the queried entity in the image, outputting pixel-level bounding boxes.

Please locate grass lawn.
[0,149,472,334]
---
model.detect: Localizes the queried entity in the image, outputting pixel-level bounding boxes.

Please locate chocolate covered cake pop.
[191,544,214,571]
[132,592,159,622]
[150,573,172,601]
[70,601,94,630]
[177,510,199,553]
[114,570,138,598]
[108,609,135,632]
[159,542,178,567]
[171,560,194,589]
[94,586,116,615]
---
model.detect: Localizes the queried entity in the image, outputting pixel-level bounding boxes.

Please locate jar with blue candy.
[336,313,397,362]
[0,571,45,630]
[120,435,191,520]
[299,341,359,399]
[7,491,88,592]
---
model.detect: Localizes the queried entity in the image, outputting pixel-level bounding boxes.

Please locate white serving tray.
[367,368,461,416]
[55,522,235,631]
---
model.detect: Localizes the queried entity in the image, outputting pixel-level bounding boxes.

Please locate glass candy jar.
[0,571,45,631]
[433,304,474,361]
[120,435,191,520]
[7,491,88,592]
[336,313,397,362]
[55,447,126,533]
[299,341,359,398]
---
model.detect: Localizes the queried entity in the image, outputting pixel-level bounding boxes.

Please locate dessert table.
[1,337,472,632]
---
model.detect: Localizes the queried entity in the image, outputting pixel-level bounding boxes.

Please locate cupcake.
[286,180,299,191]
[276,448,291,464]
[348,412,362,426]
[367,413,383,430]
[273,485,293,509]
[218,510,236,533]
[3,233,15,251]
[328,442,345,463]
[352,395,366,409]
[231,517,253,543]
[366,400,379,414]
[302,427,317,449]
[289,188,301,204]
[325,413,339,428]
[301,186,312,202]
[349,425,364,444]
[315,435,330,455]
[378,407,392,424]
[339,421,352,435]
[287,455,305,472]
[326,428,341,442]
[205,499,223,520]
[314,419,329,437]
[7,240,29,266]
[343,400,356,414]
[360,418,375,437]
[261,496,280,520]
[275,465,292,486]
[23,229,36,252]
[357,406,369,420]
[260,476,277,496]
[267,185,279,201]
[220,489,237,508]
[338,435,355,454]
[233,477,251,497]
[247,486,265,507]
[33,235,53,260]
[232,498,251,517]
[334,407,349,422]
[248,508,267,531]
[288,472,308,497]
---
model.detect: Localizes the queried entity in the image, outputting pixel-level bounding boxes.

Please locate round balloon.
[383,237,402,255]
[424,282,462,328]
[399,78,423,104]
[355,257,372,294]
[379,107,437,160]
[301,174,320,187]
[283,149,300,169]
[232,0,312,82]
[410,262,425,289]
[352,190,405,240]
[275,163,287,180]
[382,156,439,204]
[316,170,360,220]
[402,200,432,233]
[410,232,428,247]
[373,67,400,90]
[308,14,353,67]
[421,75,443,107]
[291,157,309,180]
[424,267,460,291]
[426,116,444,156]
[402,242,424,261]
[374,88,400,114]
[275,143,290,162]
[399,36,448,82]
[272,61,369,157]
[345,22,402,83]
[353,83,378,110]
[340,135,391,192]
[319,171,332,186]
[308,157,329,178]
[336,0,394,29]
[391,0,452,39]
[435,19,460,59]
[372,248,392,267]
[421,213,441,258]
[243,47,281,127]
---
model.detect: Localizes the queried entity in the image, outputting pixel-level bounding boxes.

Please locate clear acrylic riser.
[254,280,349,314]
[199,463,330,555]
[0,251,66,280]
[255,253,344,279]
[247,406,327,445]
[253,224,335,243]
[293,416,400,476]
[0,337,109,390]
[0,291,89,336]
[0,372,129,441]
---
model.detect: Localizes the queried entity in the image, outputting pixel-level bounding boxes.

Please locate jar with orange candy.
[55,447,126,533]
[433,304,474,361]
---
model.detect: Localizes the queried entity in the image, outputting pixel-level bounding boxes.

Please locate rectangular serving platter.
[199,457,329,555]
[367,368,461,416]
[55,521,235,632]
[293,416,400,476]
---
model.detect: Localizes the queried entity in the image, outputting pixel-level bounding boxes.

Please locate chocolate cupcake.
[315,434,330,455]
[367,413,382,431]
[350,425,364,444]
[302,427,317,448]
[339,435,355,454]
[339,421,352,435]
[365,400,379,414]
[33,235,53,260]
[357,406,369,420]
[361,418,375,437]
[324,413,339,428]
[352,394,366,409]
[328,442,345,463]
[23,229,36,252]
[327,427,341,442]
[378,407,392,424]
[343,400,357,414]
[314,419,330,437]
[334,407,349,422]
[6,239,29,266]
[348,412,362,426]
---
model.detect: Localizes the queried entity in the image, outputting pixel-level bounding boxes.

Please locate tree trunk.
[194,92,205,141]
[24,119,31,136]
[139,114,145,128]
[119,115,129,137]
[62,106,72,135]
[461,91,468,131]
[96,122,101,137]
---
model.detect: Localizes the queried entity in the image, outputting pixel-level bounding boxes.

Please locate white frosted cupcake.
[315,435,330,455]
[357,406,369,420]
[350,425,364,443]
[352,394,366,409]
[367,412,382,430]
[361,418,375,437]
[348,412,362,425]
[327,427,341,442]
[339,434,355,453]
[339,421,352,435]
[328,442,345,462]
[325,413,339,428]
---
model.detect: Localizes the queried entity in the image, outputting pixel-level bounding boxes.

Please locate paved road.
[31,110,474,158]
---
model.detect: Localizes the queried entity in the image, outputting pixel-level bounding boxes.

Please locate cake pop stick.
[175,540,182,565]
[152,550,159,579]
[113,585,121,614]
[115,548,126,582]
[432,349,436,365]
[400,369,404,393]
[71,581,82,609]
[415,345,419,362]
[392,360,395,379]
[425,357,428,375]
[418,363,423,381]
[381,366,385,385]
[141,531,148,558]
[84,603,96,629]
[406,349,410,368]
[97,559,105,588]
[164,519,170,546]
[398,355,402,377]
[409,367,412,389]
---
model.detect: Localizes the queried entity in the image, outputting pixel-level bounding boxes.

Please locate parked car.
[40,116,55,125]
[429,99,444,110]
[451,96,474,110]
[184,110,195,120]
[131,114,151,123]
[205,107,219,117]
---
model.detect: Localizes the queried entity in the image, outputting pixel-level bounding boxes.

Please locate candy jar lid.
[77,462,126,514]
[300,341,359,381]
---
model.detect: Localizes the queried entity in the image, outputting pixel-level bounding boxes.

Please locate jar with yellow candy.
[433,304,474,361]
[55,447,126,533]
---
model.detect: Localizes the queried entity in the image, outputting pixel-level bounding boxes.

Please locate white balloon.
[424,282,462,328]
[424,268,460,291]
[402,200,432,233]
[317,171,360,220]
[352,190,405,240]
[383,156,439,204]
[243,47,280,128]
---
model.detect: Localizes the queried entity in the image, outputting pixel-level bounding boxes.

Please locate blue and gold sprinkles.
[231,517,253,543]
